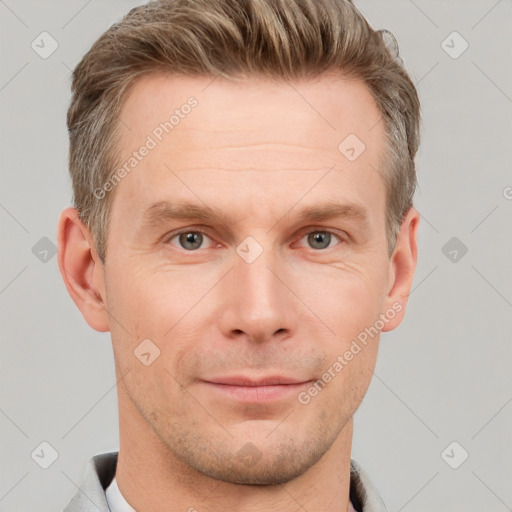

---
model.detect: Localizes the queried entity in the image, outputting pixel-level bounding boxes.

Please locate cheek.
[294,262,387,342]
[105,268,195,415]
[104,264,166,374]
[299,328,379,419]
[106,264,218,382]
[290,262,385,402]
[107,261,204,336]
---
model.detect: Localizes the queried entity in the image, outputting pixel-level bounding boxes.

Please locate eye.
[297,230,343,250]
[168,230,213,251]
[166,228,343,252]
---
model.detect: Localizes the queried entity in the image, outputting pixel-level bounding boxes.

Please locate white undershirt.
[106,476,136,512]
[106,475,358,512]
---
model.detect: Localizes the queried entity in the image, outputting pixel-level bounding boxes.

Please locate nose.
[217,241,298,344]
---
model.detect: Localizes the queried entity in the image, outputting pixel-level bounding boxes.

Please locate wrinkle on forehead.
[116,72,385,171]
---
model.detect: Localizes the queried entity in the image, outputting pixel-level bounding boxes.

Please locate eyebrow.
[138,199,369,232]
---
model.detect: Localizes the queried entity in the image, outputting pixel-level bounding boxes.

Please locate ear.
[381,207,419,332]
[57,207,110,332]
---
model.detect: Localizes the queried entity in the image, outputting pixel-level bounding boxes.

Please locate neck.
[115,386,354,512]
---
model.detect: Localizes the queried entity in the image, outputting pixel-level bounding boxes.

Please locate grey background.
[1,0,511,510]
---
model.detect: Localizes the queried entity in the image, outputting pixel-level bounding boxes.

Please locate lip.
[205,375,308,386]
[201,375,312,403]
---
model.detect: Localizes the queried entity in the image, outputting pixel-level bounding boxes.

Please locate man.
[58,0,420,510]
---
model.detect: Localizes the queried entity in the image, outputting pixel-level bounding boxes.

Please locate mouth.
[201,375,312,403]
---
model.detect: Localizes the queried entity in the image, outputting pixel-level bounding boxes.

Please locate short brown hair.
[67,0,420,263]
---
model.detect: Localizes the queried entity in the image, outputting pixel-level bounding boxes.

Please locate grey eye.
[307,231,333,250]
[178,231,204,250]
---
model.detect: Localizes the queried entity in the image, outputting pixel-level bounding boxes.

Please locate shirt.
[106,476,358,511]
[63,451,388,512]
[106,476,136,512]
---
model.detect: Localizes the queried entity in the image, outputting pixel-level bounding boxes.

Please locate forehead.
[111,72,387,223]
[118,72,384,161]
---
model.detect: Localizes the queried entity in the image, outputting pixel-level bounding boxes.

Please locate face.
[76,73,413,485]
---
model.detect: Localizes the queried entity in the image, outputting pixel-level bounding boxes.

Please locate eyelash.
[166,227,345,251]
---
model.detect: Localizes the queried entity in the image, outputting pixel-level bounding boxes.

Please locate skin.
[58,73,419,512]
